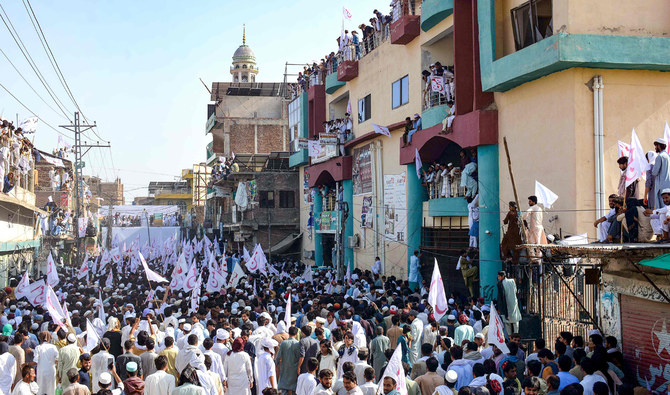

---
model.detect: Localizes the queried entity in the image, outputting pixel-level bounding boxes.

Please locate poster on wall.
[352,144,372,195]
[361,196,374,228]
[383,173,407,242]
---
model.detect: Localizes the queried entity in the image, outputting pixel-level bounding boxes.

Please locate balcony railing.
[422,69,455,111]
[424,171,465,199]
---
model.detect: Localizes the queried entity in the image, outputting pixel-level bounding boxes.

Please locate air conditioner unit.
[348,234,361,249]
[303,250,315,259]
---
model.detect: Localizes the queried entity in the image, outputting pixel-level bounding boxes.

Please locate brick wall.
[229,124,255,154]
[257,125,284,153]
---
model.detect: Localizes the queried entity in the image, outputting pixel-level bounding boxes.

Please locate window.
[259,191,274,208]
[358,94,371,123]
[288,97,302,151]
[235,65,240,69]
[279,191,295,208]
[242,64,248,69]
[511,0,553,51]
[392,75,409,109]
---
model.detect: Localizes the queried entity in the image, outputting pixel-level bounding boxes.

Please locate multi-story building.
[290,2,670,374]
[204,29,299,251]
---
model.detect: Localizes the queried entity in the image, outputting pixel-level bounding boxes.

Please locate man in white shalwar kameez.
[0,351,17,395]
[91,338,114,393]
[34,332,58,395]
[523,196,547,261]
[593,195,618,242]
[256,338,278,395]
[10,365,37,395]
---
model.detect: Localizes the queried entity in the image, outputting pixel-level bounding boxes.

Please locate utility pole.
[60,112,110,267]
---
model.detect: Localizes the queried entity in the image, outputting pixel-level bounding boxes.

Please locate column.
[313,188,324,267]
[477,144,501,301]
[406,163,428,290]
[342,179,354,271]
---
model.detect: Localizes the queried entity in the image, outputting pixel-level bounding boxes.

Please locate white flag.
[25,280,46,307]
[98,288,106,324]
[105,271,113,288]
[375,346,407,395]
[343,6,352,20]
[665,122,670,154]
[43,286,66,328]
[308,140,323,157]
[182,260,199,291]
[190,276,202,314]
[625,129,649,188]
[18,116,38,133]
[372,123,391,137]
[77,254,90,280]
[427,259,449,322]
[138,252,169,283]
[415,149,423,179]
[46,252,59,288]
[346,98,352,115]
[227,262,246,288]
[243,246,252,262]
[284,293,292,331]
[206,263,226,293]
[488,302,510,354]
[302,265,313,284]
[14,272,30,300]
[110,247,121,263]
[84,319,98,353]
[534,181,559,209]
[169,254,188,290]
[617,140,630,158]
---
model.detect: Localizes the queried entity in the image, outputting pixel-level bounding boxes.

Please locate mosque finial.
[243,24,246,45]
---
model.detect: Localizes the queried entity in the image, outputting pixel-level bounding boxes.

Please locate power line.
[20,0,83,118]
[0,47,68,121]
[0,4,73,121]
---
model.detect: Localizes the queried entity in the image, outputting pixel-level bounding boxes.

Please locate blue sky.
[0,0,383,203]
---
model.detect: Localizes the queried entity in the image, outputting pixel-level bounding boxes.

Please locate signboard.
[361,196,374,228]
[430,75,445,94]
[154,213,164,220]
[312,143,337,164]
[319,211,338,231]
[383,173,407,242]
[298,138,309,150]
[319,133,338,145]
[60,193,70,208]
[353,144,372,195]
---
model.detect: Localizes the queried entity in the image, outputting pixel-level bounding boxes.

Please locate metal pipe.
[593,76,602,218]
[376,140,385,274]
[598,76,606,218]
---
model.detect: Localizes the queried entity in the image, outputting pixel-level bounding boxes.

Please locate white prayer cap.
[183,323,192,332]
[48,196,53,203]
[475,333,485,340]
[547,234,555,242]
[662,188,670,196]
[447,163,453,167]
[31,323,38,330]
[445,370,458,383]
[178,318,186,324]
[448,298,455,304]
[98,372,112,385]
[316,317,326,324]
[244,306,251,311]
[216,329,229,340]
[261,338,278,350]
[231,308,238,314]
[67,333,77,343]
[656,138,668,145]
[447,314,456,321]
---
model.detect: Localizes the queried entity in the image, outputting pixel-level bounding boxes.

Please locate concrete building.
[290,1,670,363]
[204,28,297,252]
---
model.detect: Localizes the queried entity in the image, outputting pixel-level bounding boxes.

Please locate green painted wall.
[313,190,324,267]
[406,164,428,283]
[477,144,500,301]
[421,0,454,32]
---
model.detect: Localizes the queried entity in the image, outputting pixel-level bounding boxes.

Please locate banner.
[319,133,338,145]
[46,252,59,288]
[308,140,323,157]
[383,173,407,242]
[430,75,445,94]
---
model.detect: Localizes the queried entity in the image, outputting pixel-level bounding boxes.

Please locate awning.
[639,253,670,270]
[269,232,302,254]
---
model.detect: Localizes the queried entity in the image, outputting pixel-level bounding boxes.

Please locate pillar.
[313,189,324,267]
[406,164,428,289]
[342,179,354,271]
[477,144,501,301]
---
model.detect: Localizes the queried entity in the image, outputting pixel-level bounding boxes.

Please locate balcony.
[289,149,308,168]
[421,0,453,32]
[428,197,468,217]
[337,60,358,82]
[305,156,353,188]
[391,15,420,44]
[325,72,345,94]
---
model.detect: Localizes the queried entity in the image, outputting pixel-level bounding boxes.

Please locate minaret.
[231,25,258,83]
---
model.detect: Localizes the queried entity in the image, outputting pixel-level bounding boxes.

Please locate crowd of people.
[211,159,239,183]
[0,118,39,195]
[292,2,416,98]
[0,233,645,395]
[592,137,670,243]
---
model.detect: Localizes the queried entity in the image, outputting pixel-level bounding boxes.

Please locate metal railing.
[425,172,464,199]
[507,258,600,344]
[0,133,35,193]
[422,74,455,111]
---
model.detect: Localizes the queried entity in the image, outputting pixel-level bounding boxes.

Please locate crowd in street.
[0,233,647,395]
